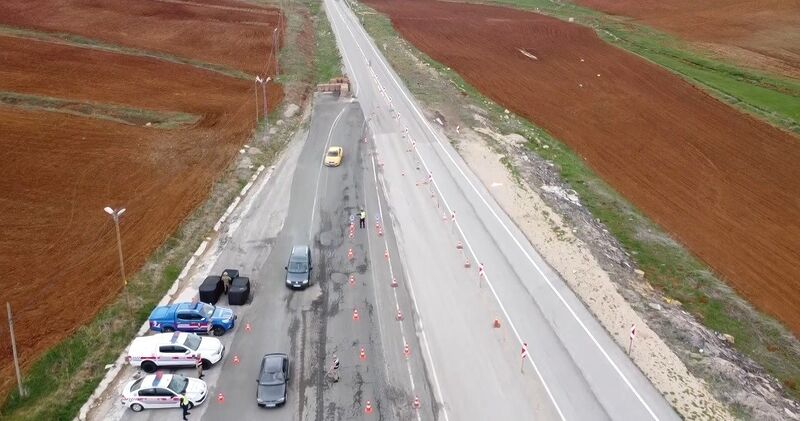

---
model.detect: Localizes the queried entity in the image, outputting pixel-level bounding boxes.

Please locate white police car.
[121,372,207,412]
[126,332,224,373]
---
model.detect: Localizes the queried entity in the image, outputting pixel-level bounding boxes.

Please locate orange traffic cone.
[353,308,360,321]
[365,400,373,414]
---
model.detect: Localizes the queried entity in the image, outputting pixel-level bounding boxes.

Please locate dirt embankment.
[573,0,800,79]
[363,0,800,336]
[0,0,282,400]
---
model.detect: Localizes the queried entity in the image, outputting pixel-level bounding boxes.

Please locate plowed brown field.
[0,0,281,399]
[364,0,800,335]
[0,0,280,76]
[572,0,800,79]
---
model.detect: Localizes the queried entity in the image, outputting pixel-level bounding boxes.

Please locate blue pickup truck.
[148,302,236,336]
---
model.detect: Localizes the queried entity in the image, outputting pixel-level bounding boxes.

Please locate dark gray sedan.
[256,353,289,407]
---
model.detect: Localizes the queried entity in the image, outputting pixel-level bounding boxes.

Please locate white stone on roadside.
[648,302,662,311]
[634,269,645,278]
[145,122,152,127]
[239,149,245,154]
[104,364,114,370]
[722,333,735,345]
[283,103,300,119]
[504,133,527,145]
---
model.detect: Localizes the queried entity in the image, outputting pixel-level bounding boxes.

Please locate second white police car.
[126,332,224,373]
[121,372,207,412]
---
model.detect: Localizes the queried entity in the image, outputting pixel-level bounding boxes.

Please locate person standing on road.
[179,394,191,420]
[359,209,366,229]
[329,355,340,382]
[195,356,204,379]
[221,271,231,294]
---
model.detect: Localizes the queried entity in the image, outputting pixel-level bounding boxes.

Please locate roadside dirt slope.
[364,0,800,336]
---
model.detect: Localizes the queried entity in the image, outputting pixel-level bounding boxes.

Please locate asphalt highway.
[108,1,681,419]
[115,95,435,421]
[323,0,680,420]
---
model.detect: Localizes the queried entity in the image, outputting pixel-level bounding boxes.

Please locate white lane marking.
[309,106,348,240]
[368,154,429,421]
[362,168,393,386]
[331,1,661,419]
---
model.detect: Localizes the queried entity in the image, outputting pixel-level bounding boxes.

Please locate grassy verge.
[0,0,340,417]
[468,0,800,134]
[310,0,344,83]
[0,91,200,128]
[349,0,800,409]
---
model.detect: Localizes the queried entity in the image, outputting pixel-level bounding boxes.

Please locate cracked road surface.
[118,94,435,421]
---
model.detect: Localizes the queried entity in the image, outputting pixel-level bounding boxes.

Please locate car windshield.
[183,334,201,351]
[200,303,215,318]
[167,375,189,394]
[130,378,143,391]
[288,261,307,273]
[259,369,285,386]
[327,150,339,157]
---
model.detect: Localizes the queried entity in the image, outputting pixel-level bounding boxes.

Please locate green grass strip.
[0,91,200,128]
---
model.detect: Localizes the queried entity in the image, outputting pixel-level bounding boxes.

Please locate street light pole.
[104,207,130,311]
[253,77,260,127]
[256,76,271,135]
[272,27,279,76]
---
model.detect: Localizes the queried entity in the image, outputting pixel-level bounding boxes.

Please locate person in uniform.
[195,356,204,379]
[180,394,191,420]
[221,271,231,294]
[359,209,366,229]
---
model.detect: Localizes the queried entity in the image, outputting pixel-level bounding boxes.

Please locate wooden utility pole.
[7,302,25,397]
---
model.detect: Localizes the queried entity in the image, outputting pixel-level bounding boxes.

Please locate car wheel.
[201,359,212,370]
[211,326,225,336]
[130,403,144,412]
[140,361,158,373]
[162,326,175,333]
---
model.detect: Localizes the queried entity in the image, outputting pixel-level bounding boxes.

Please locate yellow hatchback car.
[324,146,343,167]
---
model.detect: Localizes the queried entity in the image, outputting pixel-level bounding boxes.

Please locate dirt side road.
[363,0,800,336]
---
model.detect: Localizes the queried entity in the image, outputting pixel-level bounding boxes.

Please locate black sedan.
[256,353,289,407]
